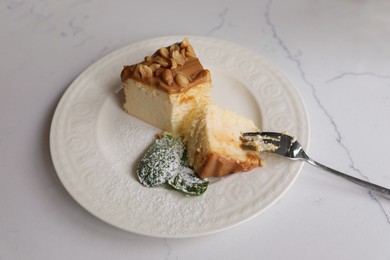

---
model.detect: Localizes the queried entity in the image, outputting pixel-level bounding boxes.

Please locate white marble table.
[1,0,390,259]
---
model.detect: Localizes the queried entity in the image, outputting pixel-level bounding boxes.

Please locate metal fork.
[241,131,390,199]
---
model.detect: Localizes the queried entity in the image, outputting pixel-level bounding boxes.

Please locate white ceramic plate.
[50,36,309,238]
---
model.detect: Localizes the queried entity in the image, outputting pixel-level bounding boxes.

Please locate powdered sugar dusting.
[94,93,221,235]
[137,135,185,187]
[51,36,309,237]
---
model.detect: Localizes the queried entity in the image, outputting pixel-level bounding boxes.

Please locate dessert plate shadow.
[50,36,309,238]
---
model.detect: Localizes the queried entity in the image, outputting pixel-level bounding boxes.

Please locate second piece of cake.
[183,103,263,178]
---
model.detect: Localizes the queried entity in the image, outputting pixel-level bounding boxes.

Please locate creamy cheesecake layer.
[123,78,211,136]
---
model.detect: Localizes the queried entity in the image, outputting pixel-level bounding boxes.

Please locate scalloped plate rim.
[50,35,310,238]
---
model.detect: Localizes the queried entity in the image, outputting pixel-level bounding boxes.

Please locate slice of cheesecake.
[121,38,211,137]
[183,103,263,178]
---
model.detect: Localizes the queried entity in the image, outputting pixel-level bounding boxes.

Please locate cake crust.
[197,152,263,178]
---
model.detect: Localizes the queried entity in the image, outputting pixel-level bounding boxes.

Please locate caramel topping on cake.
[121,38,211,94]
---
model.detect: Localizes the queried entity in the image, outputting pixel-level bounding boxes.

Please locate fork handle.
[304,157,390,198]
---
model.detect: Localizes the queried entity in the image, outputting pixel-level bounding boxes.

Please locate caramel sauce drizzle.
[121,38,211,94]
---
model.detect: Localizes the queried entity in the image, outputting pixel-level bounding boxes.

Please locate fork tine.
[243,132,295,142]
[242,131,283,137]
[241,132,283,143]
[241,131,282,152]
[241,131,298,153]
[241,132,262,136]
[257,132,283,138]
